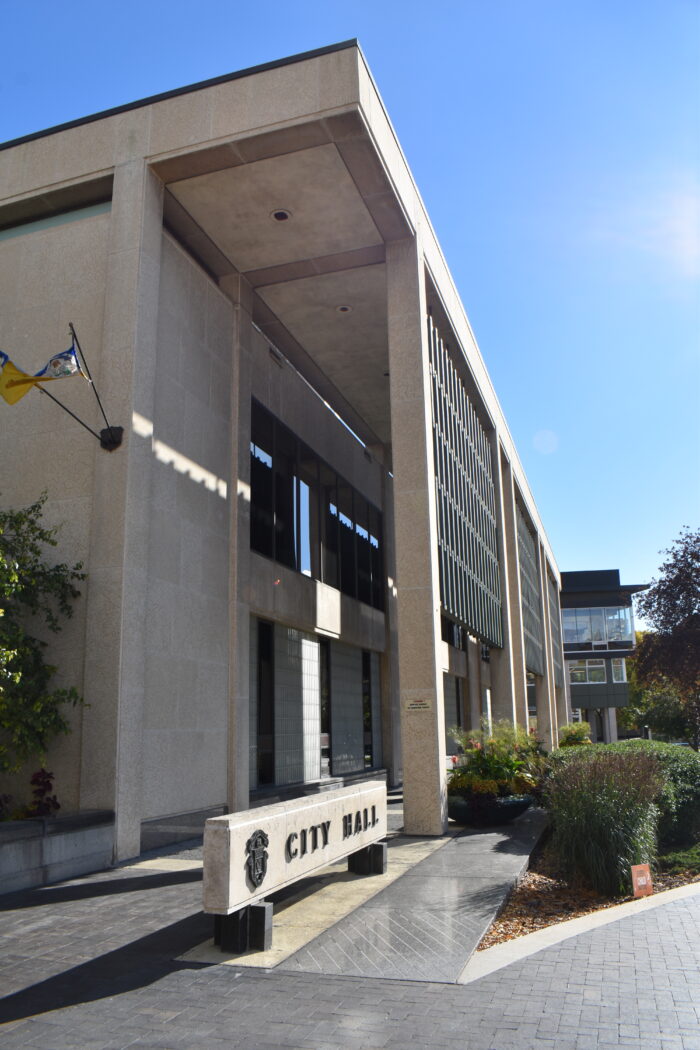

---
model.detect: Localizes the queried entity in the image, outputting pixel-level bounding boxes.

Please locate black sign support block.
[214,901,273,953]
[347,840,387,876]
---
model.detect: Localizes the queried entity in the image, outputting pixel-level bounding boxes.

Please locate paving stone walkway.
[280,811,544,982]
[1,808,699,1049]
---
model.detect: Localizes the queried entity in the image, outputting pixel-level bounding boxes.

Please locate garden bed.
[478,838,700,950]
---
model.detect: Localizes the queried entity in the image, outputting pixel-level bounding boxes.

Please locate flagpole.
[68,322,118,442]
[37,385,104,443]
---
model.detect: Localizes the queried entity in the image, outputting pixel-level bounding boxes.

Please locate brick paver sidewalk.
[1,845,699,1048]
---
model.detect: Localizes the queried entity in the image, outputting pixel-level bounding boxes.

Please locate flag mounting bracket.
[100,426,123,451]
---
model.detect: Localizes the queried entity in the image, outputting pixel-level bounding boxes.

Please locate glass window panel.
[588,660,606,683]
[274,423,297,570]
[569,660,586,684]
[250,401,274,558]
[257,620,275,785]
[298,445,319,578]
[355,495,372,605]
[619,606,633,643]
[575,609,592,644]
[590,609,606,644]
[562,609,578,645]
[369,504,384,611]
[337,480,356,598]
[319,463,338,589]
[612,658,626,683]
[604,606,634,647]
[605,607,622,643]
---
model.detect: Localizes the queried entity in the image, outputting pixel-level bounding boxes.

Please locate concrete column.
[386,235,446,836]
[551,586,571,735]
[487,434,518,725]
[495,454,528,727]
[560,676,573,732]
[220,274,255,813]
[602,707,619,743]
[535,546,557,751]
[80,152,165,861]
[378,459,402,787]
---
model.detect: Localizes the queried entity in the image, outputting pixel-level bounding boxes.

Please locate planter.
[0,810,114,895]
[447,794,533,827]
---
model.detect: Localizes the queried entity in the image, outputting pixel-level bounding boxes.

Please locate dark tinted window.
[250,401,274,558]
[249,399,384,611]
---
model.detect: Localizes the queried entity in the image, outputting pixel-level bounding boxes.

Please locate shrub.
[0,493,84,776]
[548,739,700,848]
[18,769,60,818]
[659,843,700,876]
[448,720,545,799]
[558,721,591,747]
[546,750,665,896]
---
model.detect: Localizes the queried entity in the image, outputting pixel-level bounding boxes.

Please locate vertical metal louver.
[427,315,503,647]
[516,505,545,675]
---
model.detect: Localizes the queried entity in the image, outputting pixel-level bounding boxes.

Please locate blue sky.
[3,0,698,608]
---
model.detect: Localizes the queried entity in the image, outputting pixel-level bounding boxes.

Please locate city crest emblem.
[245,829,269,888]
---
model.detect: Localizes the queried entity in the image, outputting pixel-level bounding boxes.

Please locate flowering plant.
[447,720,544,800]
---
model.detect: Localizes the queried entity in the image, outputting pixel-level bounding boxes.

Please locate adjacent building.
[561,570,646,741]
[0,41,568,862]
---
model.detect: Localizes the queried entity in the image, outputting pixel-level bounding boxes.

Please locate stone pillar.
[551,586,571,734]
[80,144,165,861]
[559,676,573,731]
[386,236,446,836]
[602,707,619,743]
[487,434,517,725]
[378,459,402,787]
[495,454,528,727]
[535,545,557,751]
[220,274,255,813]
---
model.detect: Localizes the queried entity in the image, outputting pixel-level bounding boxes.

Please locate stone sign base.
[203,780,388,952]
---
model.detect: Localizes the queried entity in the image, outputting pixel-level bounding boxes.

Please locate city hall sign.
[203,780,387,915]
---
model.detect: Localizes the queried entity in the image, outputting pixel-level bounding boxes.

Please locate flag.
[0,344,84,406]
[34,345,84,381]
[0,351,33,405]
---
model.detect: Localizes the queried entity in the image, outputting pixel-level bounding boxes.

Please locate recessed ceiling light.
[336,305,353,314]
[270,208,292,222]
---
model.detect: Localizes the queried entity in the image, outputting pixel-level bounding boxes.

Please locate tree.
[634,528,700,748]
[0,494,85,774]
[617,651,691,743]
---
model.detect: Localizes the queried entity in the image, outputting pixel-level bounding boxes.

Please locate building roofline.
[0,39,359,152]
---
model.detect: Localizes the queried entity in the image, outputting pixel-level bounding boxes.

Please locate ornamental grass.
[545,750,665,897]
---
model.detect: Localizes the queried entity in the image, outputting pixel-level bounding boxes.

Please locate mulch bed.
[477,841,700,951]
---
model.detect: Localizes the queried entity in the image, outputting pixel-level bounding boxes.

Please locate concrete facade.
[0,41,566,861]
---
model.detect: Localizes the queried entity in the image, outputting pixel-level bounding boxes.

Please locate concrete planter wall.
[0,811,114,895]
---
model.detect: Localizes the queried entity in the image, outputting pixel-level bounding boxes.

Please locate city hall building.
[0,41,568,863]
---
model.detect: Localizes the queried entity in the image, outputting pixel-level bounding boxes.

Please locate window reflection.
[320,462,339,589]
[568,659,607,684]
[249,400,384,612]
[298,445,319,578]
[250,401,274,558]
[612,658,626,683]
[274,424,297,570]
[562,605,634,650]
[337,481,356,599]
